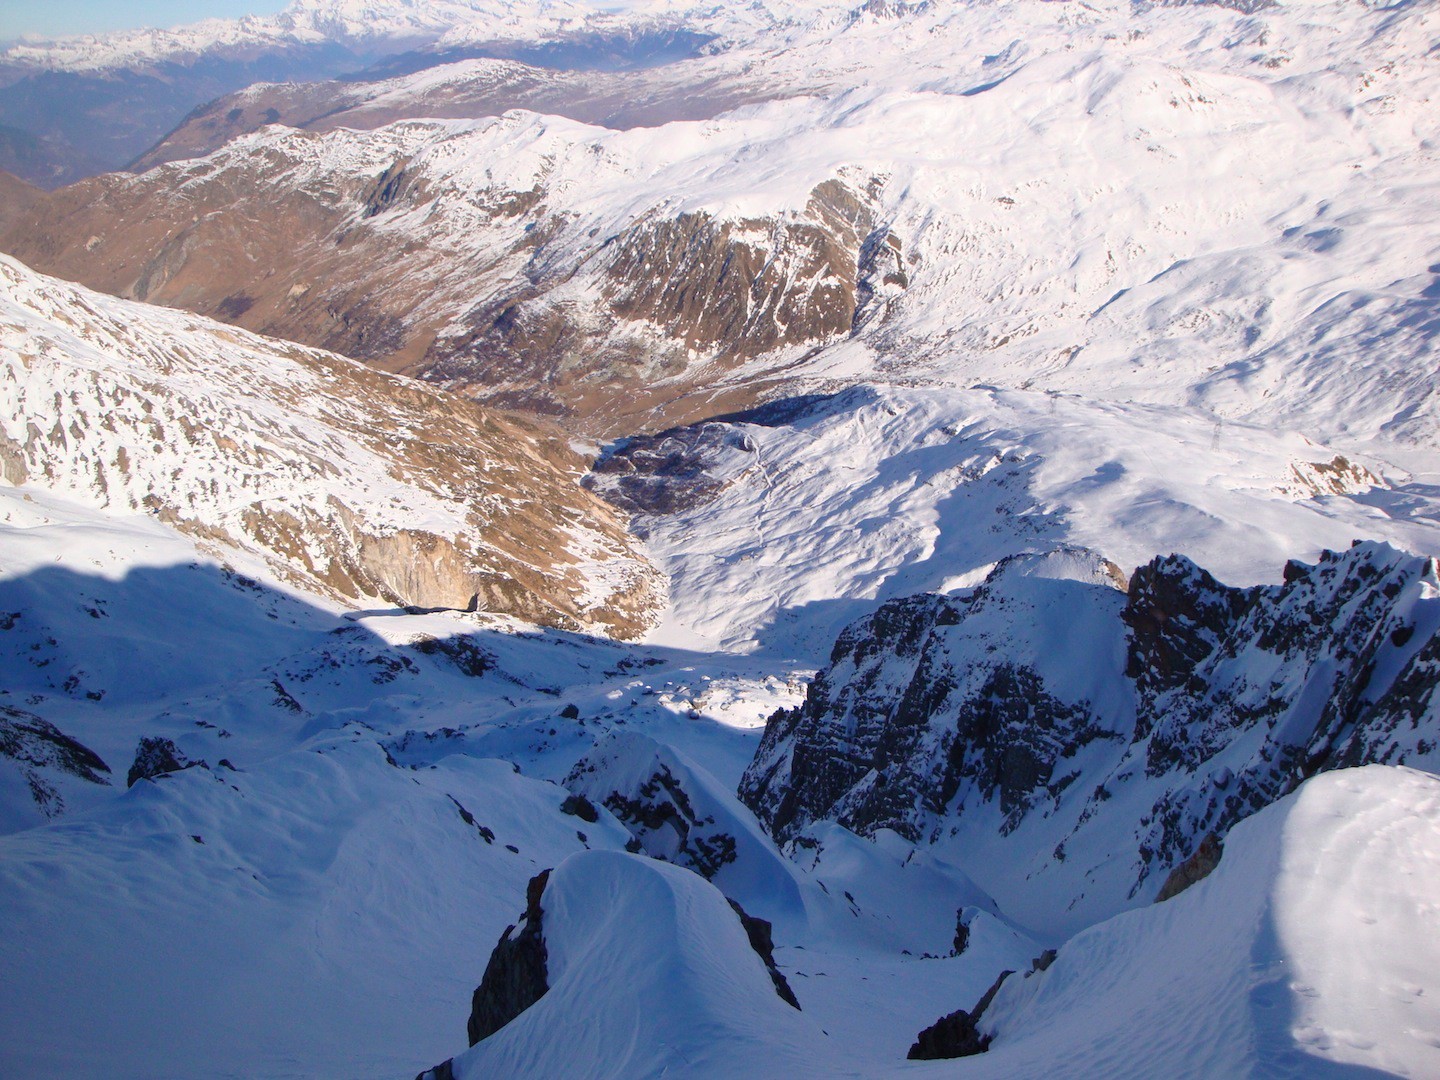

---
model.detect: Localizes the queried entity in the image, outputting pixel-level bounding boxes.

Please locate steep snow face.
[965,765,1440,1079]
[0,483,751,1077]
[442,851,842,1080]
[0,256,663,636]
[8,0,1438,444]
[592,385,1440,656]
[740,541,1440,932]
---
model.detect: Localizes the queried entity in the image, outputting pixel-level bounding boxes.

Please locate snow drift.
[964,765,1440,1078]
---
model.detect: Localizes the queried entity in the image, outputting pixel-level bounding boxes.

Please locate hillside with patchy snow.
[4,0,1437,447]
[0,254,662,635]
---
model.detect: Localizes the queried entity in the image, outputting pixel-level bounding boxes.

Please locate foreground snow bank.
[965,765,1440,1078]
[448,850,845,1080]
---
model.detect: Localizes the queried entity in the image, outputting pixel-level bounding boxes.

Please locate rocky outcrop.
[127,737,205,788]
[566,734,740,882]
[558,793,599,822]
[951,906,982,957]
[0,705,110,819]
[467,868,551,1046]
[740,542,1440,914]
[1123,544,1440,882]
[565,731,804,920]
[727,898,801,1010]
[602,179,871,358]
[425,851,821,1078]
[907,968,1012,1060]
[1154,833,1222,902]
[740,550,1130,846]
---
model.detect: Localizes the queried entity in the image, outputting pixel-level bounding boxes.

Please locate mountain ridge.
[0,253,664,635]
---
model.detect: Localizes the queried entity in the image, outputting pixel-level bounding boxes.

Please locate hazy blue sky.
[0,0,290,41]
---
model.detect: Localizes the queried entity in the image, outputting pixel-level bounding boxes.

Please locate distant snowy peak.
[0,254,664,636]
[2,0,575,71]
[0,0,763,74]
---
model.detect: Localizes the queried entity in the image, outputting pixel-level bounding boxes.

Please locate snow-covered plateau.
[3,0,1440,1076]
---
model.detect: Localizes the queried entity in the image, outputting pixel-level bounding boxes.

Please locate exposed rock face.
[558,793,599,822]
[741,550,1130,847]
[126,737,205,788]
[740,542,1440,916]
[603,181,871,357]
[1154,832,1223,902]
[0,255,664,637]
[1124,545,1440,880]
[564,731,805,921]
[566,733,739,882]
[907,969,1012,1060]
[727,898,801,1010]
[468,868,551,1046]
[0,705,110,818]
[951,906,980,957]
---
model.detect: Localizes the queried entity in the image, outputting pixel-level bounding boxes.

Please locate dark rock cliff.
[127,736,205,788]
[740,542,1440,903]
[467,868,551,1046]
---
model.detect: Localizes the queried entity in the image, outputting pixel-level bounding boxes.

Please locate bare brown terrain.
[0,125,881,434]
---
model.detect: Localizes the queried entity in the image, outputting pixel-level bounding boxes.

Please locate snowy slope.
[965,765,1440,1079]
[426,765,1440,1079]
[439,851,844,1080]
[0,478,1042,1078]
[593,385,1440,655]
[2,1,1440,1076]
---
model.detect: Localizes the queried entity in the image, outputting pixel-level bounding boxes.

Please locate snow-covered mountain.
[589,384,1440,655]
[0,254,663,635]
[1,0,733,74]
[739,541,1440,931]
[0,0,727,185]
[7,0,1437,446]
[4,0,1440,1076]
